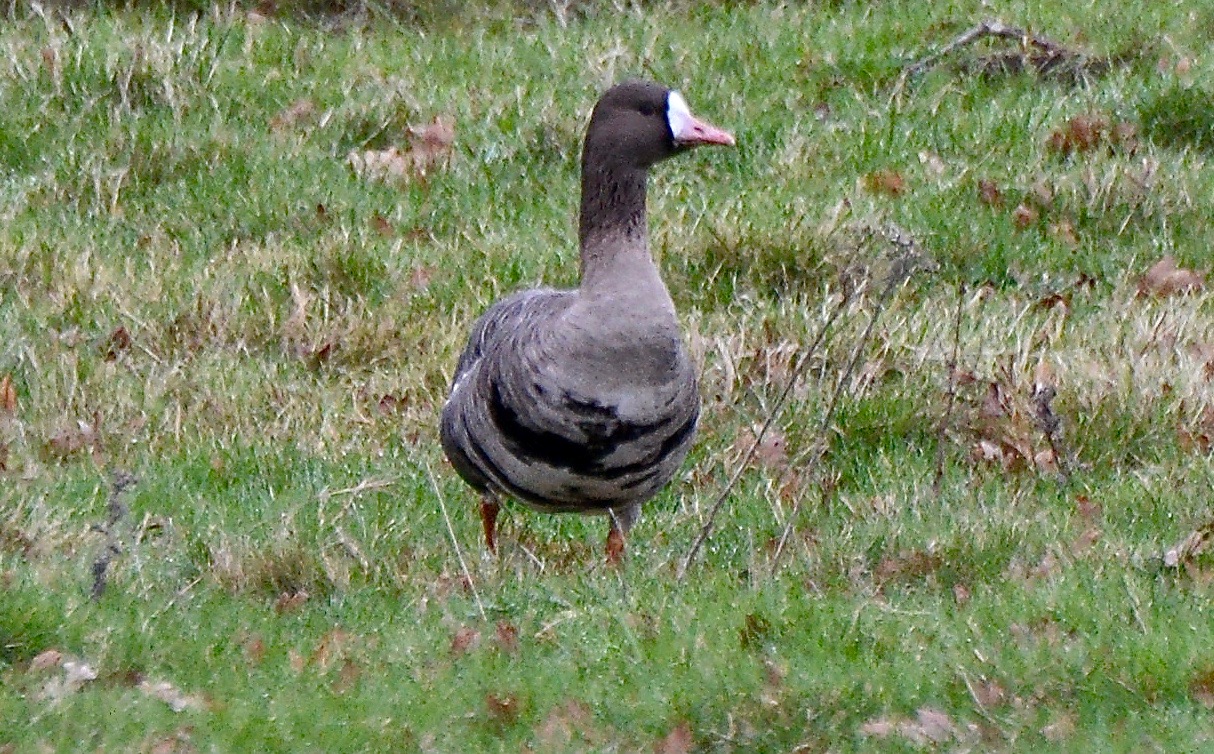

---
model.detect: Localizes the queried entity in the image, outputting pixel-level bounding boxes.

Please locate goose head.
[583,80,735,171]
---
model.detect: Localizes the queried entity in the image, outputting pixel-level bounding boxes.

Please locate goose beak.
[675,117,736,148]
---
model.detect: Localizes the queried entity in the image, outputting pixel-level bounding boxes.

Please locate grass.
[3,0,1214,751]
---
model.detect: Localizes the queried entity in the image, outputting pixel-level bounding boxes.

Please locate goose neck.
[577,162,652,290]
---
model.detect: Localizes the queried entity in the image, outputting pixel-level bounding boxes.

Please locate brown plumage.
[440,80,734,562]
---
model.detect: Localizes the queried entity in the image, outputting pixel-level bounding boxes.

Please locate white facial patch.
[666,90,693,140]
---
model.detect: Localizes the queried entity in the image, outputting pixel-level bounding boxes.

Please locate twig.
[90,471,138,600]
[898,18,1074,88]
[425,462,486,621]
[676,292,849,581]
[932,283,967,499]
[769,230,923,569]
[1032,381,1071,484]
[319,478,396,501]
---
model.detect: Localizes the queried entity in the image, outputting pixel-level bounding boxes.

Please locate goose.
[440,79,734,563]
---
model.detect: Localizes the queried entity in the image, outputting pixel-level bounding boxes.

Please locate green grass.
[3,1,1214,751]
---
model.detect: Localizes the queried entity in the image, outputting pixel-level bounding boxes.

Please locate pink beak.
[675,115,736,148]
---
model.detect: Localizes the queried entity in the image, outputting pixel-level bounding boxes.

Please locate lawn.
[3,1,1214,751]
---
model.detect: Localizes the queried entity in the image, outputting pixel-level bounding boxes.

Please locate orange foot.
[480,497,500,554]
[605,526,626,566]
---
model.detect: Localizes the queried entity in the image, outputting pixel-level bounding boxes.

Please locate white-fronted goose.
[440,79,735,562]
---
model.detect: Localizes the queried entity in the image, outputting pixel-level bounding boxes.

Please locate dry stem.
[676,293,848,581]
[933,283,968,499]
[768,237,919,569]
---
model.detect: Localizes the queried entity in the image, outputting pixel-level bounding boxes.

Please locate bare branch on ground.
[897,18,1113,89]
[90,471,138,600]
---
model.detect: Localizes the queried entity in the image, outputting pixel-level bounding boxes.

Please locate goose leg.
[480,493,501,554]
[605,504,640,566]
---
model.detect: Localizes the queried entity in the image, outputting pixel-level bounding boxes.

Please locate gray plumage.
[440,80,734,560]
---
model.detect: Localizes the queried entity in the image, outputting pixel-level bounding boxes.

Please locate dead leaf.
[347,115,455,185]
[41,45,58,76]
[1111,121,1139,152]
[347,147,412,183]
[1033,359,1055,394]
[1030,179,1055,207]
[409,265,437,291]
[372,214,394,236]
[138,679,207,712]
[1177,405,1214,453]
[859,708,957,746]
[1047,114,1108,155]
[972,439,1003,464]
[376,394,407,415]
[311,628,352,670]
[953,582,971,606]
[653,721,694,754]
[29,649,64,671]
[862,169,906,196]
[1049,219,1079,247]
[1034,447,1058,474]
[0,374,16,413]
[45,418,99,459]
[859,718,897,739]
[1139,255,1204,297]
[1012,203,1038,229]
[912,708,957,743]
[974,381,1035,472]
[270,98,316,131]
[1028,551,1061,580]
[451,626,480,655]
[972,678,1006,708]
[762,659,786,708]
[733,426,788,471]
[333,658,360,694]
[408,115,456,170]
[1071,526,1101,555]
[1034,291,1070,312]
[102,326,131,361]
[1075,495,1102,521]
[494,621,519,654]
[534,700,594,748]
[977,178,1003,207]
[273,590,309,614]
[1190,668,1214,708]
[875,549,943,585]
[146,727,195,754]
[306,341,335,371]
[243,636,266,665]
[485,692,521,726]
[288,649,306,673]
[1163,519,1214,568]
[39,659,97,702]
[1041,710,1076,742]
